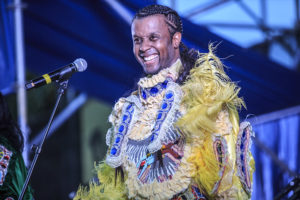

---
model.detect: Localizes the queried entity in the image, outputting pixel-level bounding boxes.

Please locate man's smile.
[143,54,158,62]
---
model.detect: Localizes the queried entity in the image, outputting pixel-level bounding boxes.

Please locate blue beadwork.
[161,80,168,88]
[122,115,128,122]
[126,104,133,111]
[140,80,169,100]
[142,91,147,99]
[149,90,175,144]
[242,131,246,138]
[166,92,173,99]
[111,147,117,155]
[150,87,159,94]
[240,142,244,150]
[161,103,168,109]
[119,125,124,132]
[150,135,155,142]
[110,103,134,156]
[157,112,162,120]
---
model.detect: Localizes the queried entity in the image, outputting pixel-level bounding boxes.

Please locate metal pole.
[261,0,266,23]
[185,0,231,19]
[247,104,300,126]
[13,0,29,164]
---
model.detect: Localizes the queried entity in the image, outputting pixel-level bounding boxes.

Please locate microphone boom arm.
[18,79,69,200]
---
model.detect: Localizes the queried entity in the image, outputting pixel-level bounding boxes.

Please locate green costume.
[0,135,33,200]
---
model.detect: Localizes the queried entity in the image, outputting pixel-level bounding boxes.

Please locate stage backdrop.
[0,0,15,94]
[252,114,300,200]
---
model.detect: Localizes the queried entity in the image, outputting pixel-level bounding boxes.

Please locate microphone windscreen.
[74,58,87,72]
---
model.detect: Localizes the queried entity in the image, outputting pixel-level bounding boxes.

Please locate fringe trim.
[125,145,193,200]
[236,121,255,196]
[126,138,149,165]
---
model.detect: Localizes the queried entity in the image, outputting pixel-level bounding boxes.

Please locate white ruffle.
[138,59,182,88]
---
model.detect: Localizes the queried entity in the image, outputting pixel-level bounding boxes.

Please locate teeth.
[144,55,158,61]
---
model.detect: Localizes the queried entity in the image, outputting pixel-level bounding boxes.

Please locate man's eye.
[150,36,158,41]
[134,38,141,44]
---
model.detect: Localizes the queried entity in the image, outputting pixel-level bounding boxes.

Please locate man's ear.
[172,32,182,49]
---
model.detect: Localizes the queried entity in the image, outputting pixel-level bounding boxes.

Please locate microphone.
[25,58,87,90]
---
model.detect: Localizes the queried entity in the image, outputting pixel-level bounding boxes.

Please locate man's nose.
[139,40,150,52]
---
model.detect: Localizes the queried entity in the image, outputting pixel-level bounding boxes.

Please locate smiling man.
[132,14,181,75]
[75,4,254,200]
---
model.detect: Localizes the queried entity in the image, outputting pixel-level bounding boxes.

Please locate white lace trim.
[138,59,182,88]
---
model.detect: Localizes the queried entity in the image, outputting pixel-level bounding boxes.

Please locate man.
[75,4,254,200]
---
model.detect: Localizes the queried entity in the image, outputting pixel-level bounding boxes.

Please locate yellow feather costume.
[75,45,255,200]
[176,44,253,199]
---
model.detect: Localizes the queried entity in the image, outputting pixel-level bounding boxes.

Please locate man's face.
[131,14,180,75]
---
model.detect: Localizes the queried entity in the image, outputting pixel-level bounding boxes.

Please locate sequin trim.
[212,135,228,194]
[236,121,254,195]
[0,145,13,185]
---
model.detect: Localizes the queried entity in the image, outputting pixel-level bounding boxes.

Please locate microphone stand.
[18,79,69,200]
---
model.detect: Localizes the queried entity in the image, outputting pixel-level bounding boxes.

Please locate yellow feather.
[74,162,128,200]
[177,44,245,141]
[177,44,246,198]
[187,135,221,198]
